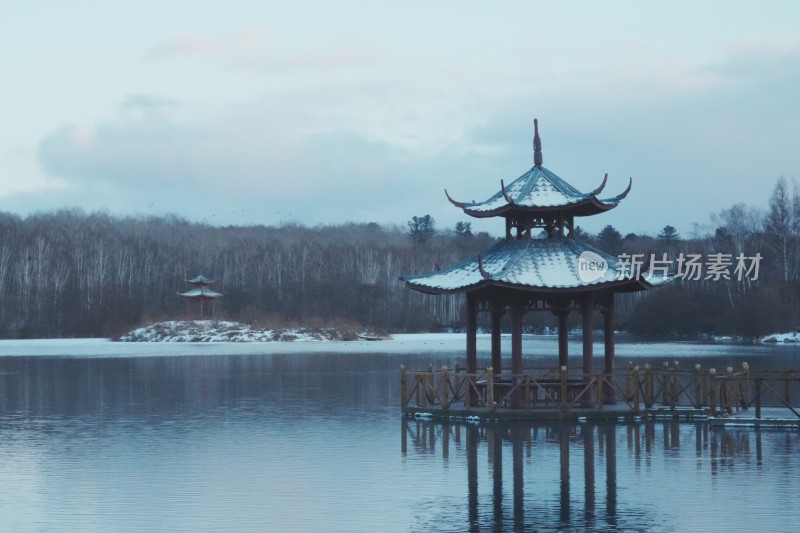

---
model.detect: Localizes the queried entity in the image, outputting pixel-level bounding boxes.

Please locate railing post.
[709,368,717,416]
[441,365,449,409]
[486,367,495,411]
[739,362,749,410]
[694,364,703,408]
[725,367,734,413]
[626,361,635,402]
[755,377,763,419]
[455,362,462,401]
[524,375,531,408]
[425,362,434,406]
[400,365,408,407]
[597,373,605,408]
[662,361,670,406]
[464,371,471,409]
[643,364,654,408]
[633,366,641,415]
[560,365,568,411]
[666,361,681,409]
[785,371,792,407]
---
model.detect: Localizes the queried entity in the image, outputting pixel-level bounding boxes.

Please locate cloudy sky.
[2,1,799,236]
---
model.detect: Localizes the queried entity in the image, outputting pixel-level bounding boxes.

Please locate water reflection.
[0,352,798,532]
[0,354,399,420]
[402,418,800,532]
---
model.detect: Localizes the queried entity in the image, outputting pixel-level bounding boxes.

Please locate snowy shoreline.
[760,331,800,344]
[118,320,375,343]
[0,332,475,357]
[0,333,792,359]
[0,321,794,358]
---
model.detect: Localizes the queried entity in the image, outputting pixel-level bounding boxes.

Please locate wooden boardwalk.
[401,362,800,424]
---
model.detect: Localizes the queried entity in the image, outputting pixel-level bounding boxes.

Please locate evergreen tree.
[657,225,680,243]
[596,225,623,256]
[454,221,472,237]
[407,215,437,244]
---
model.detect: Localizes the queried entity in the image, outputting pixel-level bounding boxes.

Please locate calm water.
[0,340,798,532]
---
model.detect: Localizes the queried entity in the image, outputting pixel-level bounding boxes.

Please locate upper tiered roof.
[403,118,672,294]
[186,275,215,285]
[445,119,631,219]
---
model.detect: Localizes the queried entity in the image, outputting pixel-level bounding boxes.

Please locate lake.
[0,336,798,532]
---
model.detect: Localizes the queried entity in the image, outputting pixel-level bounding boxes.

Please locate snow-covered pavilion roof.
[445,119,631,218]
[448,166,630,218]
[403,238,671,295]
[186,275,215,285]
[178,287,223,299]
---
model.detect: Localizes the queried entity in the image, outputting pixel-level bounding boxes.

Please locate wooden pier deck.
[401,362,800,425]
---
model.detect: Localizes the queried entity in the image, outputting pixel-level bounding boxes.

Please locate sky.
[2,1,799,237]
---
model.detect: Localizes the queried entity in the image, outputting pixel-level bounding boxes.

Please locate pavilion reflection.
[401,418,785,531]
[402,419,618,530]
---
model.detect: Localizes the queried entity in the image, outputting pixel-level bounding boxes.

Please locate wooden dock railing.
[401,362,800,419]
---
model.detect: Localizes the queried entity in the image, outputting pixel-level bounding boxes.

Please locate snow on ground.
[119,320,342,343]
[760,331,800,344]
[0,330,786,359]
[0,333,478,357]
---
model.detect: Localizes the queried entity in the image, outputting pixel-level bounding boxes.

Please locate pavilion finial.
[533,118,543,167]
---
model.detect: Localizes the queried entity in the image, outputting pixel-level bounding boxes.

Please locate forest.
[0,176,797,340]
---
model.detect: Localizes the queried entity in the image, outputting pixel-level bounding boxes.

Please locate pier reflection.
[401,418,794,532]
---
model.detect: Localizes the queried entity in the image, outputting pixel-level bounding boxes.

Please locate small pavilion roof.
[186,275,215,285]
[445,119,631,218]
[178,287,222,299]
[403,238,671,295]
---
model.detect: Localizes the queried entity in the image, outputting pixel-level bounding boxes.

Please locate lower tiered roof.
[403,238,670,295]
[178,287,222,299]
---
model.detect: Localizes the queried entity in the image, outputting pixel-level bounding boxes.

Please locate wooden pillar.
[581,292,595,407]
[467,425,479,526]
[442,422,450,460]
[755,378,763,419]
[400,365,408,406]
[512,427,525,530]
[466,292,477,374]
[559,426,571,524]
[491,310,504,373]
[602,294,616,404]
[555,308,570,369]
[605,426,618,521]
[511,303,524,408]
[492,428,503,526]
[401,417,407,455]
[583,424,595,521]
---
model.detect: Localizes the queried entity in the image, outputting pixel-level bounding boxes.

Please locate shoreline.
[0,333,790,358]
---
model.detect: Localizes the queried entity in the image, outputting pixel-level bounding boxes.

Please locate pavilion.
[178,275,222,319]
[402,119,670,408]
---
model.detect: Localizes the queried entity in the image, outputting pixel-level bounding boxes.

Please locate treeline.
[598,176,798,339]
[0,209,494,338]
[0,175,796,340]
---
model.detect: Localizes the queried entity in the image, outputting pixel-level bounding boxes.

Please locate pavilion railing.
[400,362,800,419]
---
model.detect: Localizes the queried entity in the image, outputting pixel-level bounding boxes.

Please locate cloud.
[148,29,276,63]
[121,94,178,111]
[457,36,800,236]
[723,34,800,70]
[148,28,390,72]
[27,28,800,236]
[34,96,458,227]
